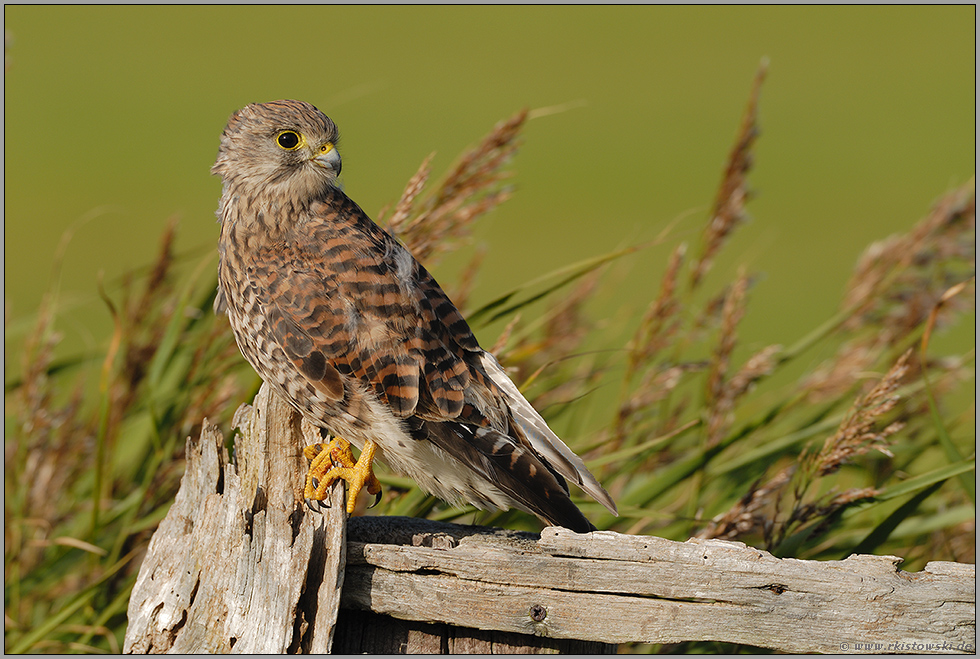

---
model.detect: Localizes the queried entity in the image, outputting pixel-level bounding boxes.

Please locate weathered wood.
[125,383,975,654]
[334,609,616,654]
[341,516,976,654]
[124,383,347,653]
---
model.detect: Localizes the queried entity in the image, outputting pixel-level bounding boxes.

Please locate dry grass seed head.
[101,225,180,451]
[703,271,750,447]
[389,109,527,265]
[811,348,912,477]
[690,59,767,289]
[540,269,601,363]
[843,180,975,344]
[800,340,880,403]
[719,347,913,551]
[380,151,434,229]
[769,486,880,553]
[489,268,602,400]
[696,463,795,541]
[626,243,686,380]
[526,282,603,416]
[800,185,973,406]
[8,304,95,576]
[706,272,750,403]
[727,343,782,401]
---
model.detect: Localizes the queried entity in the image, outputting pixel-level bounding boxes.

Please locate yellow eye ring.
[276,130,303,150]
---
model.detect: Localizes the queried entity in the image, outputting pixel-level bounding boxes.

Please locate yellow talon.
[304,437,382,514]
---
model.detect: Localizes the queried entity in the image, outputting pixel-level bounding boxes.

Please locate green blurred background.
[4,5,975,381]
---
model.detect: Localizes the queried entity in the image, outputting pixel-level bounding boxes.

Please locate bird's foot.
[304,437,382,514]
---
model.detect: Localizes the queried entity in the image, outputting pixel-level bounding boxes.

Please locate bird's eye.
[276,131,302,150]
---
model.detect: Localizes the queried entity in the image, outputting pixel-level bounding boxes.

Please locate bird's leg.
[303,437,382,514]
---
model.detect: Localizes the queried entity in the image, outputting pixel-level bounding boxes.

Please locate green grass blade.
[708,413,839,477]
[847,481,945,558]
[618,443,726,510]
[890,504,975,539]
[467,244,645,326]
[7,549,139,654]
[873,458,976,502]
[588,419,699,468]
[923,372,974,504]
[145,255,214,393]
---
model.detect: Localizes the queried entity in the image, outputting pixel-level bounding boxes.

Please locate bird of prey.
[212,99,617,532]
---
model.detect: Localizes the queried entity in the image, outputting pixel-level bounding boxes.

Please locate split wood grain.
[124,383,346,654]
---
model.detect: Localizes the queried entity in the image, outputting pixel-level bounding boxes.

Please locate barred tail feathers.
[479,352,618,516]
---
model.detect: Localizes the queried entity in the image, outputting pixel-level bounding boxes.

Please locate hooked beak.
[312,143,342,176]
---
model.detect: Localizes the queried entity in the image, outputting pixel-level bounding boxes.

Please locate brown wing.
[247,192,479,421]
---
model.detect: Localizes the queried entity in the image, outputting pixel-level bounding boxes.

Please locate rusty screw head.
[529,604,547,622]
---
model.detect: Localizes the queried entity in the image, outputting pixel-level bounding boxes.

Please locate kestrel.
[212,99,617,532]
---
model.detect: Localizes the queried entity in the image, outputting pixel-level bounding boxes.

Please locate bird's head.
[212,100,342,206]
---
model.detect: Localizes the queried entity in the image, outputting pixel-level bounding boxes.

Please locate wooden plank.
[334,609,447,653]
[341,517,976,654]
[333,609,615,654]
[342,563,776,647]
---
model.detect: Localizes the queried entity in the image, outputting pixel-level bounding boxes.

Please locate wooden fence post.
[124,383,346,653]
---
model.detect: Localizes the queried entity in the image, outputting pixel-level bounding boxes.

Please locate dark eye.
[276,131,301,150]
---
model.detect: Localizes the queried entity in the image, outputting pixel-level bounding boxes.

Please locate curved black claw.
[304,476,333,512]
[304,496,331,512]
[369,490,383,509]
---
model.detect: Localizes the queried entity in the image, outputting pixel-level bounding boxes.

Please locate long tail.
[479,352,618,516]
[419,420,596,533]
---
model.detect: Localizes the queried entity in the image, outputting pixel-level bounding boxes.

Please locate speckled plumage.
[213,100,616,532]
